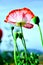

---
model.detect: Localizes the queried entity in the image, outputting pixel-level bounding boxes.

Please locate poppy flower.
[4,7,34,29]
[0,29,3,42]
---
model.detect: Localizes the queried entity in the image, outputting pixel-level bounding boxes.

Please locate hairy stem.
[11,28,17,65]
[20,25,27,59]
[13,38,17,65]
[38,24,43,46]
[11,29,19,51]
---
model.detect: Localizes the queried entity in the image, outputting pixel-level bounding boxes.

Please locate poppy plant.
[4,7,35,65]
[4,7,34,53]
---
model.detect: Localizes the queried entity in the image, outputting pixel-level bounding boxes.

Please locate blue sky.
[0,0,43,52]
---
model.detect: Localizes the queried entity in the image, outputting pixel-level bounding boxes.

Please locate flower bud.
[11,26,14,31]
[32,16,40,25]
[18,32,23,39]
[13,32,18,40]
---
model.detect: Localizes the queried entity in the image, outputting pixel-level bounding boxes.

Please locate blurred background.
[0,0,43,53]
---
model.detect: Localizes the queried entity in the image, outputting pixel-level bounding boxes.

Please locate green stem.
[13,38,17,65]
[11,27,19,52]
[38,24,43,46]
[20,25,27,59]
[21,26,27,50]
[11,30,18,65]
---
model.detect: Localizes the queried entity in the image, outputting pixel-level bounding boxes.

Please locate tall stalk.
[11,27,19,51]
[11,27,17,65]
[13,37,17,65]
[20,24,27,59]
[20,26,27,51]
[38,24,43,46]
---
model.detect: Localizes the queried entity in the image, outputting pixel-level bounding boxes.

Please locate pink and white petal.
[24,23,34,29]
[4,7,35,27]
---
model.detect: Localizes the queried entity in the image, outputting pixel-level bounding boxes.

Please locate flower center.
[16,20,26,26]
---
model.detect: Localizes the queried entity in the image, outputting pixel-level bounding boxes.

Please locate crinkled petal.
[4,7,34,28]
[24,23,34,29]
[4,8,34,23]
